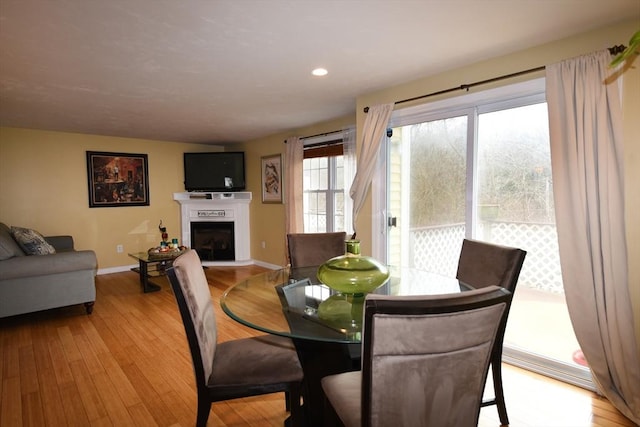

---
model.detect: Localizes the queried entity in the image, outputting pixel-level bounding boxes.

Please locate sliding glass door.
[376,80,592,388]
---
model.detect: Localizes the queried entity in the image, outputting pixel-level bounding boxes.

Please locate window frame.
[373,78,546,260]
[302,138,345,233]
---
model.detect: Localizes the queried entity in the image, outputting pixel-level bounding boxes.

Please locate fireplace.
[191,221,235,261]
[173,192,252,265]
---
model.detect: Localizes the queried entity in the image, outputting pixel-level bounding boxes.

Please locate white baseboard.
[96,259,281,275]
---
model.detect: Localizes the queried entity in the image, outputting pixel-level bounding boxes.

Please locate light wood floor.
[0,266,635,427]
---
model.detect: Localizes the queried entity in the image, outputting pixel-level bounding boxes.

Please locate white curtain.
[284,136,304,235]
[546,50,640,423]
[342,126,356,237]
[349,103,394,236]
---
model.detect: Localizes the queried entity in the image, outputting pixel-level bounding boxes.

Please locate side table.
[128,251,185,293]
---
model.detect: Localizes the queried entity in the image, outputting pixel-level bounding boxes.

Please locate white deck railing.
[408,221,563,293]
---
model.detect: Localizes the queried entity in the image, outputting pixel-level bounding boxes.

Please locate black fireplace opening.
[191,221,235,261]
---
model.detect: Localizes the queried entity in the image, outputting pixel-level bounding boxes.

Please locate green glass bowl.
[317,252,390,295]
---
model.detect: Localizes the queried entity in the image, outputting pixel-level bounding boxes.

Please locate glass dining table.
[221,265,472,426]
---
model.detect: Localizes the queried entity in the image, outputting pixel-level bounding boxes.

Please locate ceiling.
[1,1,638,144]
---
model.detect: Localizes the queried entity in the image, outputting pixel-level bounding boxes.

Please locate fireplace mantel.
[173,192,252,266]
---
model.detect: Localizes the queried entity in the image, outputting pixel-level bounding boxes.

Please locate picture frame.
[261,153,283,203]
[86,151,150,208]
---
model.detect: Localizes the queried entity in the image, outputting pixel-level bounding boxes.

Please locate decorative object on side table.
[317,239,390,295]
[147,245,187,260]
[153,219,185,259]
[159,220,169,244]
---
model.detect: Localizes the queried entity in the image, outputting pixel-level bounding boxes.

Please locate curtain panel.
[349,103,393,236]
[284,136,304,237]
[546,50,640,423]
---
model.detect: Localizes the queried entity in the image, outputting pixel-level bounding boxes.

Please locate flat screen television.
[183,151,246,192]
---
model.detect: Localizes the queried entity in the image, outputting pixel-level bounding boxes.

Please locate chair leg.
[491,359,509,425]
[196,397,211,427]
[287,383,303,427]
[285,391,291,411]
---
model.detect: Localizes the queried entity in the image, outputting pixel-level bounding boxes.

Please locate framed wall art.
[261,153,283,203]
[86,151,149,208]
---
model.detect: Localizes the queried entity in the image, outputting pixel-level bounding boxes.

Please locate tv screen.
[183,152,246,192]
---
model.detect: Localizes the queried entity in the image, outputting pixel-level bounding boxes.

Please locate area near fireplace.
[173,192,252,266]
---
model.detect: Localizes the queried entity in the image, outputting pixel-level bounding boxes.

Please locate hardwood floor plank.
[47,333,74,386]
[22,391,45,427]
[31,324,67,426]
[2,332,20,379]
[158,389,197,426]
[80,318,111,355]
[96,353,142,407]
[59,381,91,425]
[126,401,159,427]
[1,376,22,427]
[57,325,83,363]
[91,371,137,426]
[120,362,180,426]
[73,330,105,376]
[69,359,108,422]
[17,345,38,394]
[0,266,636,427]
[130,353,173,396]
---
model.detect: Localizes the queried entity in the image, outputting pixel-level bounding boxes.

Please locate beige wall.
[354,19,640,336]
[0,127,219,270]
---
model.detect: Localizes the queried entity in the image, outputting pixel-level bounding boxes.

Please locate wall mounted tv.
[183,152,246,192]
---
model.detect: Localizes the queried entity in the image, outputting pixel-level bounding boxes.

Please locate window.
[375,78,592,389]
[303,141,345,233]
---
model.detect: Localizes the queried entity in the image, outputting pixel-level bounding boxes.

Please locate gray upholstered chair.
[166,249,304,427]
[287,231,347,268]
[321,286,512,427]
[456,238,527,426]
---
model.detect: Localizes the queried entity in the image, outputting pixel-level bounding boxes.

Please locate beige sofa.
[0,222,97,318]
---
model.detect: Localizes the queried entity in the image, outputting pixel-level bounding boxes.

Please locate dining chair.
[456,238,527,426]
[287,231,347,268]
[166,249,304,427]
[321,286,512,427]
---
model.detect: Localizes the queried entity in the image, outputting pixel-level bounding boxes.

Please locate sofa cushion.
[0,223,25,260]
[10,226,57,255]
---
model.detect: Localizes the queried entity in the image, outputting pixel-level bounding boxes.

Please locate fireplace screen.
[191,222,235,261]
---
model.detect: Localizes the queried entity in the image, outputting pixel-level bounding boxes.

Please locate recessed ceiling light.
[312,68,328,76]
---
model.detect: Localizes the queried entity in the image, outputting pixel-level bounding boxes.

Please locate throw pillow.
[0,223,26,260]
[10,226,56,255]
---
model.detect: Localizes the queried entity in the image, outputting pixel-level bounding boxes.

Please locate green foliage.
[610,29,640,67]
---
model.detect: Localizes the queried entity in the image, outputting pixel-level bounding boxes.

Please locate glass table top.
[220,266,472,344]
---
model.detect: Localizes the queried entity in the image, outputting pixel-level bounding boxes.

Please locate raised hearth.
[173,192,251,265]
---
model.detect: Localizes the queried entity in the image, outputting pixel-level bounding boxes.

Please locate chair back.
[287,232,346,267]
[361,287,511,427]
[456,238,526,291]
[166,249,217,390]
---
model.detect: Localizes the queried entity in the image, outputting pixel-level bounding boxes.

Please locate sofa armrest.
[45,235,75,252]
[0,250,97,281]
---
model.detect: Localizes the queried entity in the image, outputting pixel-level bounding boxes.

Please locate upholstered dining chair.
[287,231,347,268]
[456,238,527,426]
[166,249,304,427]
[321,286,512,427]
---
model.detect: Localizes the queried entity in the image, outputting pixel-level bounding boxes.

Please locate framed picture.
[261,154,283,203]
[86,151,149,208]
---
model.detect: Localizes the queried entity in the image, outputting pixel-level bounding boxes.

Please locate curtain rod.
[363,44,627,113]
[284,129,344,143]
